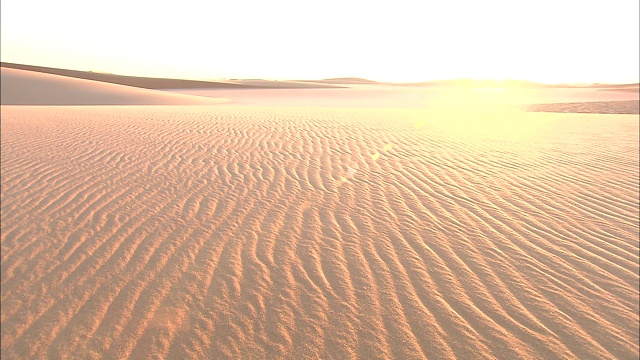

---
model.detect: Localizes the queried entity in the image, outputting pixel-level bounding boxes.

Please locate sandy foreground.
[1,69,639,359]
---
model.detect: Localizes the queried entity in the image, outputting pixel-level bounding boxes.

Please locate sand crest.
[0,68,229,105]
[1,63,345,90]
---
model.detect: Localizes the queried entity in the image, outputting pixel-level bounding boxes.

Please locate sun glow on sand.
[415,85,541,140]
[1,0,638,83]
[2,0,639,356]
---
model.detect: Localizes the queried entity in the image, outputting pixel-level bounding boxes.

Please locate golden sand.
[1,67,638,359]
[2,104,638,359]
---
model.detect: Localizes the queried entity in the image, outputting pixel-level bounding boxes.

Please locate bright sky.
[1,0,638,83]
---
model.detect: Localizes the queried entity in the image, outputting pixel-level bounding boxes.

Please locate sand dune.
[0,68,229,105]
[528,100,640,114]
[297,77,383,85]
[222,79,345,89]
[1,63,345,90]
[1,62,253,90]
[170,85,640,113]
[1,105,638,359]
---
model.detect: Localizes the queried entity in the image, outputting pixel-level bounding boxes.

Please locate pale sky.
[1,0,638,83]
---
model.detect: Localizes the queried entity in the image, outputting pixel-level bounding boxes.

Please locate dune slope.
[0,68,229,105]
[1,106,638,359]
[0,62,252,89]
[1,63,345,90]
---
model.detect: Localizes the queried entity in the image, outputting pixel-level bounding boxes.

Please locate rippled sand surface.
[1,106,638,359]
[528,100,639,114]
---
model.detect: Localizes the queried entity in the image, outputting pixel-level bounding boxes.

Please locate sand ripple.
[528,100,639,114]
[1,106,638,359]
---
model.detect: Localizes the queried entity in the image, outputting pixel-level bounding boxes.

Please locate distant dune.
[298,77,383,85]
[528,100,640,114]
[1,62,255,90]
[5,62,636,92]
[1,63,344,90]
[394,79,547,88]
[217,79,345,89]
[598,87,640,93]
[301,79,562,88]
[593,83,640,89]
[390,79,640,90]
[0,68,229,105]
[169,86,639,114]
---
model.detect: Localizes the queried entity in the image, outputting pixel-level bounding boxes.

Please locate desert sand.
[170,85,639,112]
[527,100,640,114]
[0,68,229,105]
[1,63,344,90]
[1,67,639,359]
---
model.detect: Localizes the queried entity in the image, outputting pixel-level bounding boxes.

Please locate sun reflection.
[338,92,544,189]
[412,82,548,142]
[425,108,543,143]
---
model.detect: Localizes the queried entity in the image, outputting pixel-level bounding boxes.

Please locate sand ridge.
[168,86,639,113]
[1,105,638,359]
[528,100,640,114]
[0,68,230,105]
[1,63,345,90]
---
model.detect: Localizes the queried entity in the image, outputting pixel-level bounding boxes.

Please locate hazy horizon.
[1,0,638,84]
[3,61,640,86]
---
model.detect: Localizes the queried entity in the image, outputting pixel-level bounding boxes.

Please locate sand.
[0,68,229,105]
[170,86,640,112]
[1,69,639,359]
[528,100,640,114]
[1,63,344,90]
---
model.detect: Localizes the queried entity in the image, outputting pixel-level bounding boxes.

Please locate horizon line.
[2,61,639,87]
